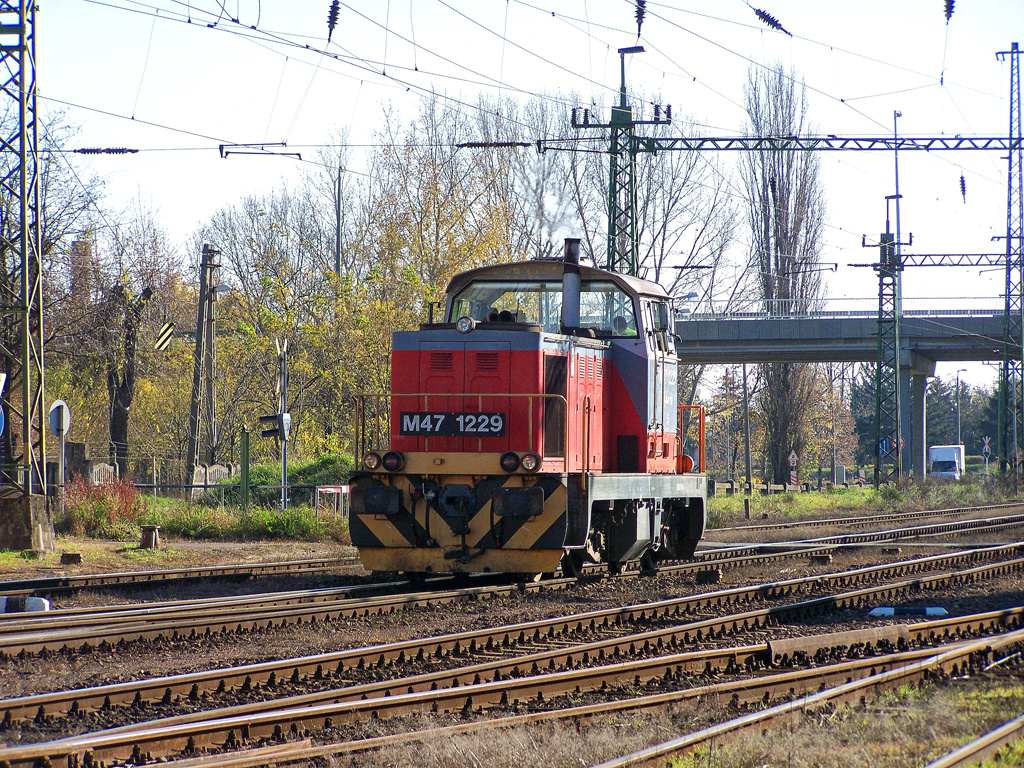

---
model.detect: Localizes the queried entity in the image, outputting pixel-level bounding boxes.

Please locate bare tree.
[740,63,827,483]
[103,283,152,475]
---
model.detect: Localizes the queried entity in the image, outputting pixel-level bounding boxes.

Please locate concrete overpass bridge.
[675,308,1011,476]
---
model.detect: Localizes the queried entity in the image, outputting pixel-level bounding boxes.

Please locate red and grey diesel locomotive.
[349,239,706,578]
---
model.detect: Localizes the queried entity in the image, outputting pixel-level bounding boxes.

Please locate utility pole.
[956,368,967,446]
[186,245,219,482]
[206,272,226,464]
[854,112,911,488]
[335,165,343,277]
[277,338,288,511]
[742,363,752,493]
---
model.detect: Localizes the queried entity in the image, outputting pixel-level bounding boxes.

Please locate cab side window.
[641,299,674,353]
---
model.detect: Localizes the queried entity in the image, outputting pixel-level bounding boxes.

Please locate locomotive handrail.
[351,392,570,472]
[678,404,706,473]
[581,394,592,491]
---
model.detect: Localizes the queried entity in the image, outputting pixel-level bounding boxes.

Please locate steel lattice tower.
[572,46,668,277]
[606,99,637,275]
[873,230,902,485]
[999,43,1024,480]
[0,1,44,494]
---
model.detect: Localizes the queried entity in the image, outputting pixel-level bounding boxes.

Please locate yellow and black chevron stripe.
[350,470,568,574]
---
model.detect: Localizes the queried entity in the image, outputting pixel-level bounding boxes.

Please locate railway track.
[3,543,1015,722]
[1,501,1010,601]
[0,540,838,659]
[0,556,358,598]
[712,500,1024,533]
[1,512,1022,765]
[2,544,1024,765]
[128,628,1024,768]
[590,627,1024,768]
[709,510,1024,550]
[0,522,1011,660]
[0,502,1009,603]
[3,563,1023,767]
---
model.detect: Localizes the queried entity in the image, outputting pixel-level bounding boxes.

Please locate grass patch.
[708,477,1017,528]
[0,549,49,566]
[138,502,348,544]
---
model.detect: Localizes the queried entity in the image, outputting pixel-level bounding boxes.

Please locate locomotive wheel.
[516,572,543,583]
[606,560,622,576]
[560,550,586,579]
[639,550,657,573]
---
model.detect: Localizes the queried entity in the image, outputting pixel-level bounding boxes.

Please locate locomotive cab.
[350,242,706,578]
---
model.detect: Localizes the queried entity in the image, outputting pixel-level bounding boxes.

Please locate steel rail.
[0,580,426,633]
[0,532,1014,661]
[0,544,835,639]
[0,579,579,657]
[0,544,841,656]
[1,543,1018,720]
[700,513,1024,559]
[0,557,357,597]
[778,513,1024,546]
[923,712,1024,768]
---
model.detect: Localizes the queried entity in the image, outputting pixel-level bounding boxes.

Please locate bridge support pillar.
[900,350,935,478]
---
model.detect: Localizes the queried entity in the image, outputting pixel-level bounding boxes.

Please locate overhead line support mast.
[997,42,1024,484]
[570,46,671,276]
[0,1,44,494]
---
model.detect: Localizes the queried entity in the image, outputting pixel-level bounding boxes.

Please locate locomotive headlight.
[499,451,521,472]
[362,452,382,470]
[521,452,541,472]
[382,450,405,472]
[455,315,476,334]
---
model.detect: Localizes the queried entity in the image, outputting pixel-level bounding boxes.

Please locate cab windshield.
[449,280,638,336]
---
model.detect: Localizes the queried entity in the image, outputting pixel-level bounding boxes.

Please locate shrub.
[61,476,146,539]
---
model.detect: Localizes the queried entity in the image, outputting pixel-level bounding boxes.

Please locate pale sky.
[44,0,1024,386]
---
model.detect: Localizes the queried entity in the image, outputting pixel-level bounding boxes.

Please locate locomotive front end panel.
[349,464,573,575]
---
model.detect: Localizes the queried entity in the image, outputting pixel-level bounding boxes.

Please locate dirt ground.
[0,536,352,579]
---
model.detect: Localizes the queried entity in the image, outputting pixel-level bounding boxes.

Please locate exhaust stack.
[560,237,581,332]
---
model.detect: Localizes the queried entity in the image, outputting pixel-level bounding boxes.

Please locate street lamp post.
[956,368,968,446]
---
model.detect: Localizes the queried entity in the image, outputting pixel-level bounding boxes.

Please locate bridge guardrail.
[689,308,1002,321]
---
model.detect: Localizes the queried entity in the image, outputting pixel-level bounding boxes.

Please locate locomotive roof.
[445,260,670,300]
